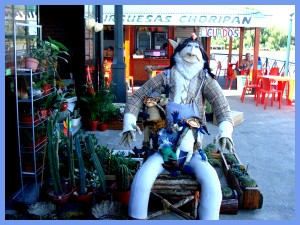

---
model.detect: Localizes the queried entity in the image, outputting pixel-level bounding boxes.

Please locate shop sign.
[103,14,264,27]
[199,27,240,38]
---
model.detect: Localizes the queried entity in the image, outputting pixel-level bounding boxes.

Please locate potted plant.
[25,37,69,74]
[86,134,111,202]
[55,92,70,111]
[71,108,81,127]
[72,135,94,205]
[112,163,132,205]
[24,40,48,72]
[38,71,54,95]
[46,111,74,204]
[96,88,117,131]
[80,92,101,131]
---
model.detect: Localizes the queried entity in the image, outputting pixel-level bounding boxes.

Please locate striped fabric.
[125,67,233,125]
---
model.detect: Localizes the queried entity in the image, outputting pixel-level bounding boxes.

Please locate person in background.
[257,57,262,70]
[239,53,253,70]
[108,46,114,51]
[249,56,262,70]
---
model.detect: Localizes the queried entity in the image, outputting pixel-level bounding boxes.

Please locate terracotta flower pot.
[25,57,39,72]
[98,122,107,131]
[113,190,130,205]
[38,109,49,120]
[21,115,40,126]
[94,190,112,203]
[73,186,94,205]
[87,87,94,94]
[47,184,74,204]
[88,119,99,131]
[60,101,68,111]
[42,84,52,95]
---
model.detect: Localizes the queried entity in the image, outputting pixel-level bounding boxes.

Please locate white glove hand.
[119,113,141,147]
[214,121,234,153]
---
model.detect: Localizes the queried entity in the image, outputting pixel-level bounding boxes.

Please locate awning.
[103,5,273,28]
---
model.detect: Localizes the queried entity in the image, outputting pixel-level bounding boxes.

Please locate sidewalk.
[93,84,295,220]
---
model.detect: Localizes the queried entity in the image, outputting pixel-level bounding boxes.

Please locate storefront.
[101,5,272,85]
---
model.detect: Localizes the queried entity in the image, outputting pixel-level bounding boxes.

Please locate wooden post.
[239,27,245,65]
[252,27,261,83]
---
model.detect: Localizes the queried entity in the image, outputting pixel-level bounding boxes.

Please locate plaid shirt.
[125,67,233,125]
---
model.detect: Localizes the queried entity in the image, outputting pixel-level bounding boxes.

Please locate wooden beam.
[239,27,245,65]
[252,27,261,83]
[228,38,233,63]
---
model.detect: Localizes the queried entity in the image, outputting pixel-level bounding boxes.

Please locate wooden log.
[154,179,198,186]
[220,189,239,214]
[220,198,239,214]
[151,190,194,196]
[156,174,197,180]
[192,191,200,218]
[152,185,198,190]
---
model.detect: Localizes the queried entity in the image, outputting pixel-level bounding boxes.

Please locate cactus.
[116,164,131,191]
[75,135,86,195]
[224,153,238,165]
[221,186,233,198]
[66,113,76,188]
[87,134,107,194]
[240,176,257,188]
[47,111,62,195]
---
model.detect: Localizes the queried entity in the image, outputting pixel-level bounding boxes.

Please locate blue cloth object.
[169,170,180,177]
[198,149,207,161]
[182,165,194,175]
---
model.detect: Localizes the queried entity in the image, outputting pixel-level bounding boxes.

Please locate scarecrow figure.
[120,33,234,220]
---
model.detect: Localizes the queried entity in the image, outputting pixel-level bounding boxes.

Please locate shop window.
[5,5,38,75]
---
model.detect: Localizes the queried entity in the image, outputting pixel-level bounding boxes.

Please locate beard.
[174,53,205,80]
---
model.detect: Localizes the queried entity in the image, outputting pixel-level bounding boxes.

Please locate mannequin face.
[179,42,203,64]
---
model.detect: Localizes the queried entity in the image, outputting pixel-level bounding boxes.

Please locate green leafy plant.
[80,88,117,122]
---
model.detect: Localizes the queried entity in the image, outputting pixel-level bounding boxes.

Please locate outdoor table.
[261,75,295,105]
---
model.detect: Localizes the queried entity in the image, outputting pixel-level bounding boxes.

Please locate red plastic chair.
[240,75,261,102]
[224,63,237,90]
[256,77,283,110]
[268,67,280,76]
[268,67,280,88]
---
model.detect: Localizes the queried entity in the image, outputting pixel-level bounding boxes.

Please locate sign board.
[199,27,240,38]
[102,5,273,28]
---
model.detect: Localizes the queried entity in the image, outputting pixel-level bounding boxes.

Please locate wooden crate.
[213,111,244,126]
[150,171,239,218]
[220,152,263,209]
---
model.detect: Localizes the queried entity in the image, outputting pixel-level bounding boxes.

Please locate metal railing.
[212,53,295,77]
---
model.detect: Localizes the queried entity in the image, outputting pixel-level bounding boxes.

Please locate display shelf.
[13,22,55,205]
